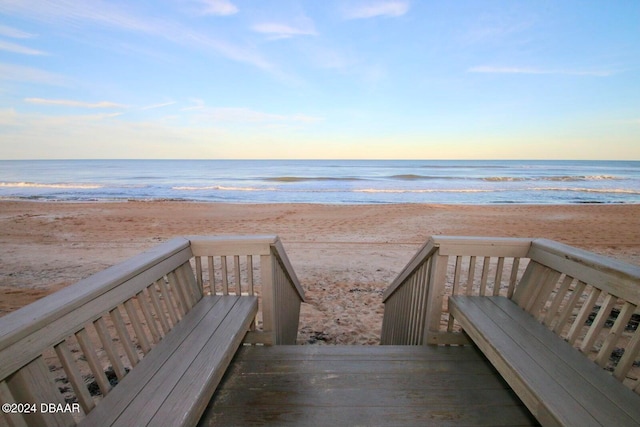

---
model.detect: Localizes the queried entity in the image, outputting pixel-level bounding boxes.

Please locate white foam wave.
[355,189,494,194]
[533,187,640,195]
[172,185,275,192]
[0,182,103,189]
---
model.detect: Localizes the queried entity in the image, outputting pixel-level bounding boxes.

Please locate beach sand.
[1,201,639,344]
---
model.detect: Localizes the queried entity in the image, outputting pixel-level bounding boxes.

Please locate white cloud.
[197,0,238,16]
[0,0,272,71]
[252,22,317,40]
[0,24,36,39]
[140,101,176,110]
[468,66,613,77]
[344,1,410,19]
[0,39,46,55]
[24,98,127,109]
[0,62,67,85]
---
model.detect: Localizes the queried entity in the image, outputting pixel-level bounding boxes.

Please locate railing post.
[260,252,276,345]
[423,250,449,345]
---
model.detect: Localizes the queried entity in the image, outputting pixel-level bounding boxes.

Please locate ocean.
[0,160,639,204]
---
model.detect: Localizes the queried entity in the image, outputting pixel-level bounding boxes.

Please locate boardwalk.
[199,345,538,426]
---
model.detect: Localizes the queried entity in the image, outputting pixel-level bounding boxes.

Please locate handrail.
[188,235,304,345]
[382,236,532,345]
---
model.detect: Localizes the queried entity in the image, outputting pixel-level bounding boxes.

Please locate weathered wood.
[109,307,139,368]
[5,357,74,427]
[528,239,640,305]
[93,317,127,380]
[202,345,537,427]
[450,296,640,426]
[0,239,192,380]
[54,341,95,414]
[79,296,257,427]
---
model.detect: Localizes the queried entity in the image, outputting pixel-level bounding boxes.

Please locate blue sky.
[0,0,639,160]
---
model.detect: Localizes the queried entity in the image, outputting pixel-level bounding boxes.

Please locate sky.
[0,0,639,160]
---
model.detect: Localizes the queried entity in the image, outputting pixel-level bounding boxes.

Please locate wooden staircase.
[199,345,538,426]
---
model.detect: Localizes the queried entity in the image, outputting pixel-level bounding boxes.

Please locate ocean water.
[0,160,639,204]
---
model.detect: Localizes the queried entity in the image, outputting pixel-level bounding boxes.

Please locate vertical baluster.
[195,256,203,293]
[208,256,216,295]
[75,328,111,396]
[148,281,171,334]
[580,293,616,353]
[137,290,161,344]
[596,301,635,368]
[123,299,151,355]
[247,255,254,296]
[93,317,127,380]
[493,257,505,296]
[567,287,601,346]
[54,340,95,414]
[479,257,490,296]
[553,280,587,336]
[466,256,476,296]
[221,256,229,295]
[448,256,463,331]
[542,275,574,327]
[507,257,520,299]
[110,307,139,367]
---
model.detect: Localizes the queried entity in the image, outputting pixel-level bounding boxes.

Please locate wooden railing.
[0,235,303,426]
[382,236,531,345]
[382,235,640,393]
[189,235,305,345]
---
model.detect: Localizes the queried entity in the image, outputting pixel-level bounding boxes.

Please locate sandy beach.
[1,201,639,344]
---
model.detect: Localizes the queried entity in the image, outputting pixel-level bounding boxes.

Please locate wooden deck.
[198,345,539,426]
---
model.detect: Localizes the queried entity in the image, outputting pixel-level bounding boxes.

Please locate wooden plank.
[423,253,449,344]
[0,240,191,379]
[147,282,170,335]
[541,275,574,328]
[579,293,616,353]
[0,238,191,359]
[77,296,227,427]
[110,307,139,368]
[434,236,532,257]
[107,297,256,427]
[123,299,151,355]
[384,238,438,301]
[507,257,521,299]
[76,328,112,397]
[5,356,75,427]
[450,296,597,426]
[93,317,127,380]
[452,296,640,426]
[595,301,635,368]
[0,381,29,427]
[552,280,586,336]
[615,323,640,381]
[54,340,95,414]
[207,256,216,294]
[148,297,257,427]
[493,257,505,296]
[187,235,275,257]
[203,344,537,427]
[136,290,161,345]
[528,239,640,305]
[567,286,601,346]
[156,278,179,327]
[486,296,640,422]
[467,256,477,296]
[201,404,535,427]
[233,344,491,361]
[247,255,254,295]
